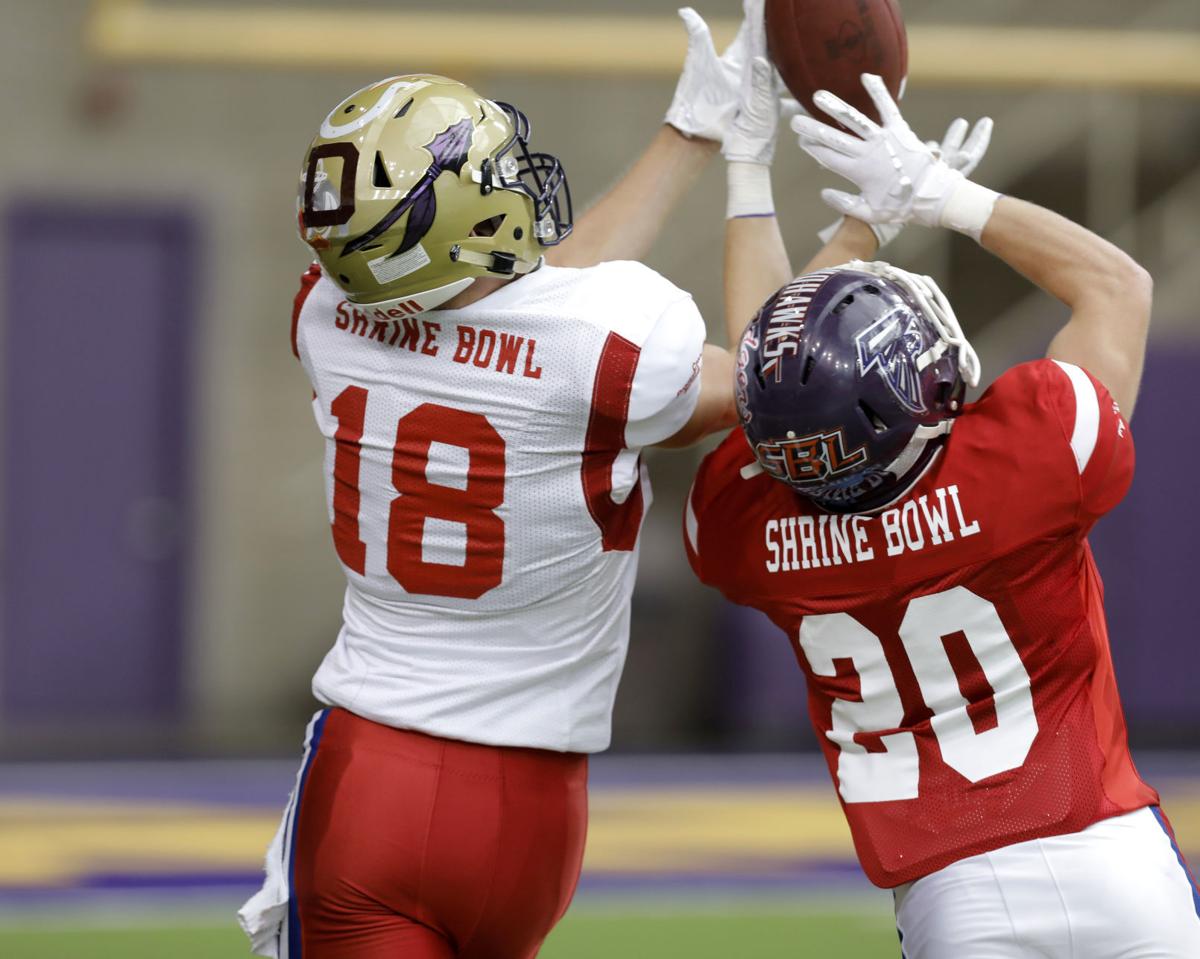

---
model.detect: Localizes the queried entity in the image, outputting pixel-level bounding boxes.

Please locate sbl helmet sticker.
[754,430,868,485]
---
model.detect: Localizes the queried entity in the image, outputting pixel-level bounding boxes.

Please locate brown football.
[766,0,908,127]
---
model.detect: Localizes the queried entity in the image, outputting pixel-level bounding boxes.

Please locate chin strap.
[740,460,764,480]
[356,276,475,315]
[740,419,953,486]
[844,259,982,389]
[885,419,954,479]
[452,248,541,278]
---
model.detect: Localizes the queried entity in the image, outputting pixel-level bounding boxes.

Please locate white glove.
[930,114,993,180]
[664,7,744,141]
[724,57,781,165]
[794,74,1000,240]
[816,112,994,249]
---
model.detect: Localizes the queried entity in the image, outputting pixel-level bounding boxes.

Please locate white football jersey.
[291,260,706,752]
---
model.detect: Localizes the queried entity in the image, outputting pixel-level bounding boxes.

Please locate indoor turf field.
[0,905,902,959]
[4,755,1200,958]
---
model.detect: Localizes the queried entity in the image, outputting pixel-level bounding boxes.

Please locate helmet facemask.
[478,102,572,246]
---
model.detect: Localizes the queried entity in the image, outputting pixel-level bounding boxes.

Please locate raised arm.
[546,7,741,268]
[720,55,794,347]
[793,75,1149,414]
[546,129,718,269]
[723,67,987,347]
[980,199,1151,416]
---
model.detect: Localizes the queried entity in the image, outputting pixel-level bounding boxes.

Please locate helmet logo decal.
[302,142,359,230]
[342,118,475,260]
[319,78,423,138]
[759,270,833,382]
[855,306,928,413]
[755,430,867,486]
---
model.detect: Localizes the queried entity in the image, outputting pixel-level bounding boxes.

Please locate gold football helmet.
[298,75,572,311]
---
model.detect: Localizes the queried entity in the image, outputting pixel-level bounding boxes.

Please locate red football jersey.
[685,359,1158,887]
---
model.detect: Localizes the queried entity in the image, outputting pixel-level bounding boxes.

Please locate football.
[765,0,908,127]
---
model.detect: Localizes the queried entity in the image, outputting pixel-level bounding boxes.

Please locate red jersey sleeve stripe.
[1051,360,1100,473]
[291,263,323,361]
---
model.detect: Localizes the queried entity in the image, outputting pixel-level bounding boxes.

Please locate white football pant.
[894,807,1200,958]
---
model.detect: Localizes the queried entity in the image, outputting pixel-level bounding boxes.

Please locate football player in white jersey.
[238,7,787,958]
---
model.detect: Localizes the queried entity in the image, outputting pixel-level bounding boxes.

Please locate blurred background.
[1,0,1197,956]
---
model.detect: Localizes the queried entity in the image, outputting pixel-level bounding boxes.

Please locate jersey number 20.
[799,587,1039,803]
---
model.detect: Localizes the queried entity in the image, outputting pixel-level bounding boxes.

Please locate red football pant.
[287,708,589,958]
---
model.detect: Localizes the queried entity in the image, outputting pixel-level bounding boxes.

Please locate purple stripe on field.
[0,861,875,908]
[83,873,257,891]
[0,754,835,804]
[3,753,1200,804]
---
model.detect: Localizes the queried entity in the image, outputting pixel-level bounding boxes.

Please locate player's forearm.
[723,212,792,347]
[545,126,718,269]
[799,217,878,274]
[981,198,1149,316]
[981,197,1152,415]
[658,344,737,448]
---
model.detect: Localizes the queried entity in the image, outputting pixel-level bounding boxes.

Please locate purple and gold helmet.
[735,261,981,514]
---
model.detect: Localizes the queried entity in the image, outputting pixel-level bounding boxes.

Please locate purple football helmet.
[736,260,981,514]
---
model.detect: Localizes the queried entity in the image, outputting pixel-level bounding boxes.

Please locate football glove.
[794,74,999,240]
[816,112,994,249]
[724,56,782,166]
[665,7,745,141]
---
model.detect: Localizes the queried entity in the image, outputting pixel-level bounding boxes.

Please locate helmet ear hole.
[859,400,889,434]
[372,152,392,188]
[469,214,507,238]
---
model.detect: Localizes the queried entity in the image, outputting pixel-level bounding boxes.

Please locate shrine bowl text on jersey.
[685,359,1156,887]
[292,259,705,753]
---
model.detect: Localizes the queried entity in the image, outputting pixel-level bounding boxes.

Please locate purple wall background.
[719,347,1200,749]
[1089,347,1199,742]
[0,202,1191,755]
[2,203,196,735]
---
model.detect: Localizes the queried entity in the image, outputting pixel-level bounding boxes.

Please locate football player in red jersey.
[685,69,1200,956]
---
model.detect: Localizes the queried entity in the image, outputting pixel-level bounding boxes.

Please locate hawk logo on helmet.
[755,429,867,486]
[342,118,475,259]
[855,307,928,413]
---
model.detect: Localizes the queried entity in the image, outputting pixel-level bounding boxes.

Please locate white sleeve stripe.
[1052,360,1100,474]
[685,484,699,554]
